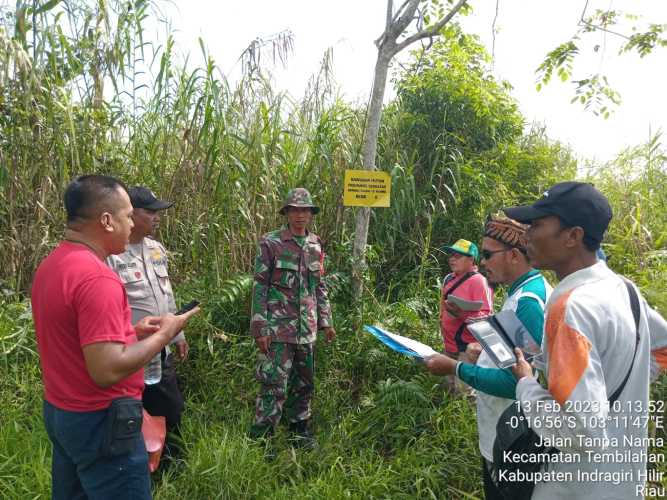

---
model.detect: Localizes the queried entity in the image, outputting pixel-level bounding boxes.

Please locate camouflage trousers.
[253,341,315,429]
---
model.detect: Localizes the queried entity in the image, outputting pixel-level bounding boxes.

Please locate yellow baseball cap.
[443,239,479,260]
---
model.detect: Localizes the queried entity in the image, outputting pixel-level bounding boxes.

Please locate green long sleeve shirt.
[457,269,549,399]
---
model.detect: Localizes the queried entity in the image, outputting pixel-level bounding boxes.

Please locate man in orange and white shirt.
[505,182,654,499]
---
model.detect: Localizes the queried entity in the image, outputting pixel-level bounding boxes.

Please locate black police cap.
[128,186,173,211]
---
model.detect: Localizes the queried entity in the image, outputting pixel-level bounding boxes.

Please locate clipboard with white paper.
[364,325,438,359]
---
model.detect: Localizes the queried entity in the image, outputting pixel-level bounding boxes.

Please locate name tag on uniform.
[116,261,138,271]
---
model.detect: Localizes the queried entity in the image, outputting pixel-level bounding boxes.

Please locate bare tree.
[351,0,468,300]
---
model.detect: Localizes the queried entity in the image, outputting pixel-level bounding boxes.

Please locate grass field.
[0,286,488,499]
[2,280,666,499]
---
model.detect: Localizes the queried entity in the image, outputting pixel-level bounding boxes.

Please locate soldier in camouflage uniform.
[249,188,335,444]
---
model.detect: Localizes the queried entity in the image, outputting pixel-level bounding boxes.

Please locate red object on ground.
[142,410,166,473]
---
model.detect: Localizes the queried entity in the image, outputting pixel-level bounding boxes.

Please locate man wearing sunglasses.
[427,216,551,498]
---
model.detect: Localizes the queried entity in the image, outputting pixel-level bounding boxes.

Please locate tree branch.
[376,0,413,48]
[388,0,420,40]
[392,0,468,55]
[576,0,630,41]
[390,0,415,28]
[386,0,395,29]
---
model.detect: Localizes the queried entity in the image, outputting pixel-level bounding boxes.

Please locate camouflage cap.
[279,188,320,215]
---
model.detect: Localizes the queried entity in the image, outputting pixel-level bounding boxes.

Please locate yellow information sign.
[343,169,391,207]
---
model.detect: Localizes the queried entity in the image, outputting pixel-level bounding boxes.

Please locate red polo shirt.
[32,241,143,411]
[440,268,494,354]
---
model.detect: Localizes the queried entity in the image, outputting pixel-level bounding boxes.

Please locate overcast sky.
[155,0,667,162]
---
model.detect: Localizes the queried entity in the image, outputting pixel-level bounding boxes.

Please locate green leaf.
[27,0,63,15]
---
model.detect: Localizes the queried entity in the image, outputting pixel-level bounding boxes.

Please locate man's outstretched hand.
[424,353,458,376]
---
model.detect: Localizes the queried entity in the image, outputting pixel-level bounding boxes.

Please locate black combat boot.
[248,423,274,440]
[248,424,276,461]
[288,420,316,450]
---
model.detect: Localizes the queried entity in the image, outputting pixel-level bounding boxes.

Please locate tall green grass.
[584,133,667,313]
[1,1,576,296]
[0,0,362,292]
[1,2,666,499]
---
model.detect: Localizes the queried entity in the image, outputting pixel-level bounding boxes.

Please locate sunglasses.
[481,248,511,260]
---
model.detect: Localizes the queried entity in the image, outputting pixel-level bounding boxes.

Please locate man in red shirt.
[440,239,493,392]
[440,239,494,354]
[32,175,199,500]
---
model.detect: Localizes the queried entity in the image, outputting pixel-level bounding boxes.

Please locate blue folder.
[363,325,421,358]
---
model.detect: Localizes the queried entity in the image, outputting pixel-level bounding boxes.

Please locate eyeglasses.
[481,248,511,260]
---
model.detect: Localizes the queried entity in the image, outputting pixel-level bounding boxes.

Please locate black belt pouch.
[102,397,143,457]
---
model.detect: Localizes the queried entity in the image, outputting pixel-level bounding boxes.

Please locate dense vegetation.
[1,2,665,498]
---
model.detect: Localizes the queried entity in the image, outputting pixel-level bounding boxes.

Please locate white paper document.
[364,325,439,359]
[383,331,439,358]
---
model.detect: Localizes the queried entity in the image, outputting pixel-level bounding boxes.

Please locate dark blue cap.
[503,182,612,243]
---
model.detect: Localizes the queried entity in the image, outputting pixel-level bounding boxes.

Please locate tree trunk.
[351,50,392,300]
[350,0,467,302]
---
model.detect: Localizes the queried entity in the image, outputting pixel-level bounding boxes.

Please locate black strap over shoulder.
[608,279,641,403]
[444,271,477,299]
[444,271,478,352]
[454,323,469,352]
